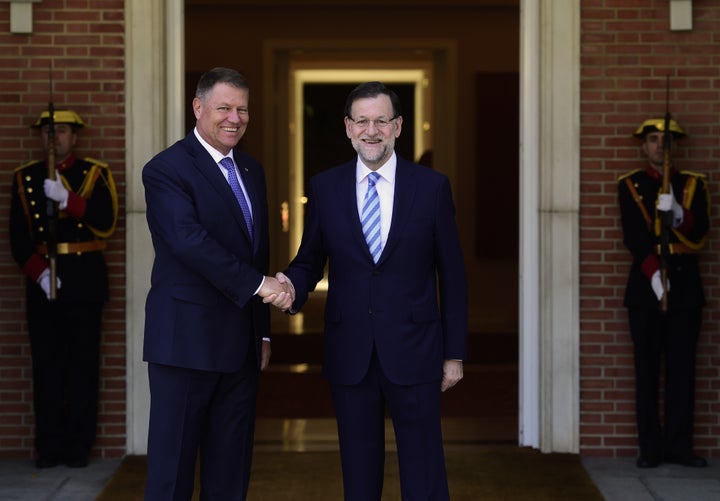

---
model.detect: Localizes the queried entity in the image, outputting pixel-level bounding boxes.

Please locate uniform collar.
[645,164,676,181]
[56,154,77,172]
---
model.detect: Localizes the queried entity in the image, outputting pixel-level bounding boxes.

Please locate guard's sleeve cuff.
[22,254,49,282]
[676,209,694,234]
[641,254,660,282]
[64,191,87,219]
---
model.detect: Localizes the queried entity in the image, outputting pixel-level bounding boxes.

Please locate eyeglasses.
[348,116,397,130]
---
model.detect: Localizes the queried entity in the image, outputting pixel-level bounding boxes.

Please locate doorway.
[256,43,518,445]
[284,68,430,332]
[262,43,451,332]
[126,1,584,456]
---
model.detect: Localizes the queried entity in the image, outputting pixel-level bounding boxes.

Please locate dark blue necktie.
[219,157,254,241]
[362,172,382,263]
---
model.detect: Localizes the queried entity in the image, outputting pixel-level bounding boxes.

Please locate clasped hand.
[37,268,62,300]
[259,272,295,311]
[657,186,683,227]
[650,269,670,302]
[44,177,69,208]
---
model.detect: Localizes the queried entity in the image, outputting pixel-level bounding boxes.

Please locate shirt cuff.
[254,276,265,296]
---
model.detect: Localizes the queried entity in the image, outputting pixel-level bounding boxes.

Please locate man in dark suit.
[618,117,710,469]
[9,109,118,469]
[142,67,292,500]
[277,81,467,501]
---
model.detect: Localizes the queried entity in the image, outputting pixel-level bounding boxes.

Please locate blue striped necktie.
[219,157,253,241]
[362,172,382,263]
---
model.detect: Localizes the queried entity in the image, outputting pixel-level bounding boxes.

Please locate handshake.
[258,272,295,311]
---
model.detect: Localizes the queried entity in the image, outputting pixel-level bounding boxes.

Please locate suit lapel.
[343,161,376,261]
[185,134,254,246]
[378,159,416,264]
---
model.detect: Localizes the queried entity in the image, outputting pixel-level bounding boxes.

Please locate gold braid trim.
[670,173,708,251]
[624,177,652,231]
[80,158,118,239]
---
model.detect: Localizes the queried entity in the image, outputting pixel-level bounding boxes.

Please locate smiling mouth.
[222,126,239,133]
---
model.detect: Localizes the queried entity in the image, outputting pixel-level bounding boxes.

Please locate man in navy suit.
[142,67,292,500]
[278,81,467,501]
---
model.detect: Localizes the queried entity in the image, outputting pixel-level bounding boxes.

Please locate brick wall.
[1,0,718,462]
[0,0,126,459]
[580,0,720,458]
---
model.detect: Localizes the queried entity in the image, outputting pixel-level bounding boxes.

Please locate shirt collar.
[356,152,397,185]
[194,127,234,165]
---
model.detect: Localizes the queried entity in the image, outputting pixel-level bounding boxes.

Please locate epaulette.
[83,157,109,169]
[617,168,642,182]
[13,160,42,173]
[679,169,707,179]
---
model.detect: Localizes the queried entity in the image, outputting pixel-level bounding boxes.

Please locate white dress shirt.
[356,153,396,251]
[193,128,253,219]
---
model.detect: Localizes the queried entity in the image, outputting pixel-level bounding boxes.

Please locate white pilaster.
[124,0,184,455]
[519,0,580,453]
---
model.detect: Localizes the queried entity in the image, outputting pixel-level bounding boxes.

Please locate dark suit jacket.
[142,131,270,372]
[285,156,468,386]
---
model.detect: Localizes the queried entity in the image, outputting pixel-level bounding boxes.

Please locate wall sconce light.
[670,0,693,31]
[2,0,42,34]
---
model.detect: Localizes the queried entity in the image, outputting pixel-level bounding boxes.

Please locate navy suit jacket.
[285,156,468,386]
[142,131,270,372]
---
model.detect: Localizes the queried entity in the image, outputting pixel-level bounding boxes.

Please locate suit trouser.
[628,306,701,458]
[27,298,103,461]
[331,348,449,501]
[144,348,259,501]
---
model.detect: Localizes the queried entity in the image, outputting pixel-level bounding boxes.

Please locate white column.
[519,0,580,453]
[518,0,541,449]
[124,0,184,455]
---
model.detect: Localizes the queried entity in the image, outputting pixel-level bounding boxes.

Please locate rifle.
[46,64,58,301]
[659,75,672,312]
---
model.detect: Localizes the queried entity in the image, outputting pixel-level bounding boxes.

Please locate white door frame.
[124,0,580,455]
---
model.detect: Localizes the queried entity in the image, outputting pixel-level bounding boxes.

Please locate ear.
[192,97,202,119]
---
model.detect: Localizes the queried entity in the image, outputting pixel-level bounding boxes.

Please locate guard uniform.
[8,110,118,467]
[617,118,710,467]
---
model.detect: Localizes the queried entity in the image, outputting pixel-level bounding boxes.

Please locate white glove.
[44,177,69,209]
[657,186,683,227]
[37,268,62,300]
[650,270,670,302]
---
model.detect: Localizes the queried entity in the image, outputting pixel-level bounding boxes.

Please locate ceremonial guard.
[618,117,710,468]
[9,110,118,468]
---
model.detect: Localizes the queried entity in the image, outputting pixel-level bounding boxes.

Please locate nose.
[365,121,380,134]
